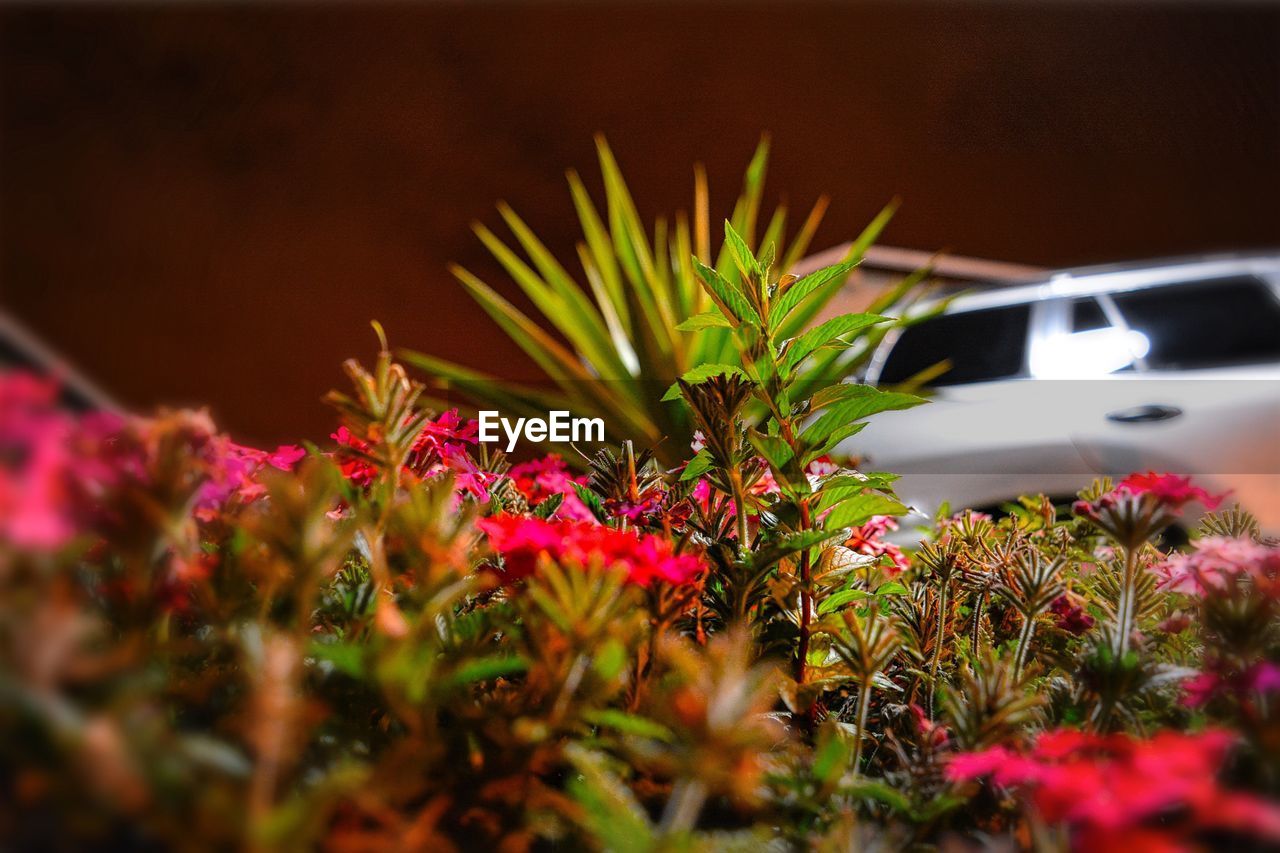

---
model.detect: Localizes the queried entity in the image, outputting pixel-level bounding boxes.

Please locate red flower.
[331,426,378,488]
[949,729,1280,851]
[508,455,594,521]
[1049,593,1095,635]
[1117,472,1227,511]
[477,516,703,587]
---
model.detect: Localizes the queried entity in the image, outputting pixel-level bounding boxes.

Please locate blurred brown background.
[2,1,1278,445]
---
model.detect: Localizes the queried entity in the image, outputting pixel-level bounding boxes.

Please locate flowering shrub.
[2,233,1279,852]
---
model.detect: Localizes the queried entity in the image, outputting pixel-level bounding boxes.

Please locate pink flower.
[508,455,594,521]
[844,515,909,576]
[331,409,491,499]
[1153,536,1279,595]
[0,372,127,549]
[477,516,703,588]
[1182,661,1280,708]
[266,445,306,471]
[949,729,1280,850]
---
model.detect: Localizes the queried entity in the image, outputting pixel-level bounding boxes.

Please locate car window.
[877,303,1031,387]
[1111,276,1280,370]
[1071,297,1110,332]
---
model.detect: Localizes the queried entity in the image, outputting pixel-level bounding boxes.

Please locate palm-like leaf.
[402,136,925,466]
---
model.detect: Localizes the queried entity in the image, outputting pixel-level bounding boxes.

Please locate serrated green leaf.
[803,385,925,448]
[781,313,890,371]
[532,492,565,519]
[825,494,907,529]
[772,257,860,324]
[751,528,848,570]
[692,257,761,327]
[723,220,761,280]
[571,482,607,521]
[661,363,749,402]
[818,588,874,615]
[675,310,732,331]
[680,448,714,482]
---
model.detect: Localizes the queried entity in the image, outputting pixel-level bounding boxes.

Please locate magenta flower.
[508,455,594,521]
[949,729,1280,851]
[477,515,704,587]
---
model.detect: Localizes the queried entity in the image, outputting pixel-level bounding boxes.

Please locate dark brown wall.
[3,1,1278,444]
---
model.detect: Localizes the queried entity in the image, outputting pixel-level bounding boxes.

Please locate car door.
[847,297,1095,519]
[1059,273,1280,529]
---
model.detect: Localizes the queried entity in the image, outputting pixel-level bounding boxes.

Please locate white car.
[843,255,1280,533]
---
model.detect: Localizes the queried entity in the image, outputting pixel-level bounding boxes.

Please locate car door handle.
[1105,404,1183,424]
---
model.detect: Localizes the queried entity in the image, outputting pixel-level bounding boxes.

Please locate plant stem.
[926,580,950,717]
[1013,608,1037,679]
[728,469,750,557]
[1114,545,1137,658]
[660,778,707,835]
[794,501,814,689]
[850,676,873,775]
[969,590,986,654]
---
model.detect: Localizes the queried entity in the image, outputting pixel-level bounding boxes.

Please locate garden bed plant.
[2,145,1278,851]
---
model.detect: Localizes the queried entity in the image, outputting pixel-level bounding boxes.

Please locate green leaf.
[674,309,732,331]
[447,655,528,686]
[825,494,908,529]
[777,200,898,339]
[781,313,890,371]
[692,257,761,327]
[680,448,714,482]
[803,385,925,447]
[747,431,794,471]
[592,638,628,680]
[818,588,873,614]
[772,257,860,324]
[571,482,607,521]
[751,528,849,570]
[815,473,901,513]
[565,746,655,852]
[875,581,909,596]
[309,641,365,678]
[661,363,748,402]
[723,220,761,280]
[583,709,674,742]
[532,492,564,519]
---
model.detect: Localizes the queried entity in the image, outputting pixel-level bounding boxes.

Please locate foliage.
[401,138,933,466]
[2,223,1279,852]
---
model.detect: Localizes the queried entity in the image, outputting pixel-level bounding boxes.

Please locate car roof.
[924,252,1280,314]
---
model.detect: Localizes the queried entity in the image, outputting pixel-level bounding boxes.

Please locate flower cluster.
[1154,535,1280,595]
[332,408,490,498]
[3,347,1278,852]
[843,514,909,576]
[949,729,1280,851]
[507,455,595,521]
[477,515,704,587]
